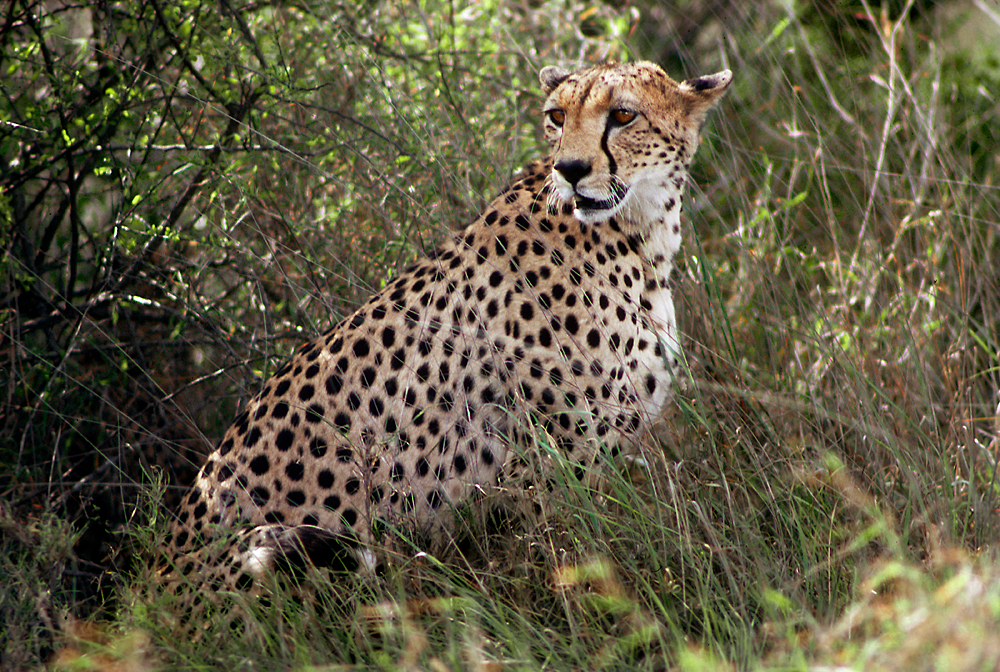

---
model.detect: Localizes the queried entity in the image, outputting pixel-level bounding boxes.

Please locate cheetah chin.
[563,178,631,224]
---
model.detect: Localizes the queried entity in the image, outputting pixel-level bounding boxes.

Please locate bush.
[2,0,998,668]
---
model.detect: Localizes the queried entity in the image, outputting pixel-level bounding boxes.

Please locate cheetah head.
[540,61,731,226]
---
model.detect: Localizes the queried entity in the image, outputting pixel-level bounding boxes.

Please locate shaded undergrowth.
[2,0,999,669]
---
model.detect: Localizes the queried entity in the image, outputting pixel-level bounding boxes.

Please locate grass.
[2,0,1000,669]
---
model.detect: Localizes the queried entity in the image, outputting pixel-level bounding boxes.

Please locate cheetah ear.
[678,69,733,123]
[539,66,571,95]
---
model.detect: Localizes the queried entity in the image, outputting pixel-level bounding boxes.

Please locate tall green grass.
[3,0,999,669]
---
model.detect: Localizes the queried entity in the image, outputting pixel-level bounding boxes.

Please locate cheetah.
[167,61,732,588]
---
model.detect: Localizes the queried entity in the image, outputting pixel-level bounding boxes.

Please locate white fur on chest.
[613,199,685,422]
[639,209,682,337]
[645,287,677,344]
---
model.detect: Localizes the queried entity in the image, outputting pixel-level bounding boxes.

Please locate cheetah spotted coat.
[168,61,732,588]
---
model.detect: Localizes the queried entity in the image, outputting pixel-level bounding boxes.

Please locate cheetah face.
[540,61,731,226]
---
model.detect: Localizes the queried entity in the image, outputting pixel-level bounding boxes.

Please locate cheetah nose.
[554,159,592,186]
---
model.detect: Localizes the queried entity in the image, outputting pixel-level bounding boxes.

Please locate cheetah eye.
[609,109,637,126]
[547,109,566,127]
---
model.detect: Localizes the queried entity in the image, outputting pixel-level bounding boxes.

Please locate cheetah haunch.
[168,61,731,588]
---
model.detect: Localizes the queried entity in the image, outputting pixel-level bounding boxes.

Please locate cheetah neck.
[616,180,686,354]
[619,179,686,288]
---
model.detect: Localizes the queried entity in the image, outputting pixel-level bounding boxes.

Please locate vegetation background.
[2,0,999,668]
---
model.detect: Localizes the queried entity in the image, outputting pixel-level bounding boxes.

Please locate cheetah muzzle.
[166,61,732,592]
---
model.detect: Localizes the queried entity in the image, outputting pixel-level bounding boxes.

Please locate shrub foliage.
[2,0,998,668]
